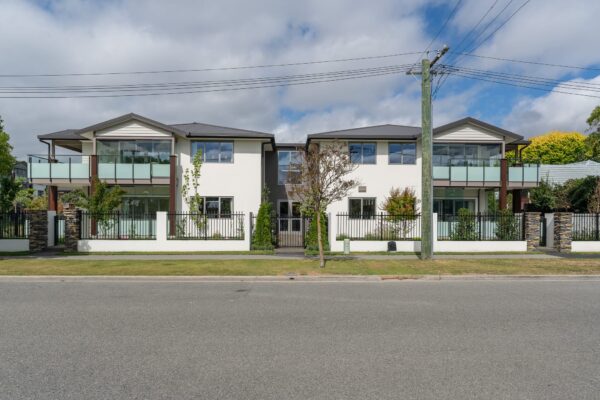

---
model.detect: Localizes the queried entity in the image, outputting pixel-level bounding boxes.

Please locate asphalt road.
[1,279,599,399]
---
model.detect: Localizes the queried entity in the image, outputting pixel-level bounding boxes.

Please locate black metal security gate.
[274,216,307,248]
[53,213,65,246]
[540,214,547,246]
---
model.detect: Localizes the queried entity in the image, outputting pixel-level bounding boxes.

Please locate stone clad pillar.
[554,212,573,253]
[28,210,48,253]
[63,203,81,252]
[524,212,541,250]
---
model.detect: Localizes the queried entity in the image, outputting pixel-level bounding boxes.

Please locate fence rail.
[336,213,421,241]
[0,212,29,239]
[437,213,523,241]
[80,212,156,240]
[572,213,600,241]
[168,213,245,240]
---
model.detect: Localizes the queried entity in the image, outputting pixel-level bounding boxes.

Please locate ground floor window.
[349,198,376,219]
[121,185,170,214]
[197,197,233,218]
[433,198,477,215]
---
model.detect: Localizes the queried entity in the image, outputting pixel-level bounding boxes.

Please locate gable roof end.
[75,113,188,137]
[433,117,523,142]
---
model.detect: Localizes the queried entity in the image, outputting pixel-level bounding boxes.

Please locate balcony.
[433,159,539,188]
[28,155,171,185]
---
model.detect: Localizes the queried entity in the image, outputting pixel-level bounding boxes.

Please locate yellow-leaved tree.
[521,131,587,164]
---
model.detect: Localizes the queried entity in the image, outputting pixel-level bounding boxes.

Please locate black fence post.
[478,213,482,241]
[596,213,599,241]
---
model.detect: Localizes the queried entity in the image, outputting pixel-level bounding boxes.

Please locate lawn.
[1,258,600,276]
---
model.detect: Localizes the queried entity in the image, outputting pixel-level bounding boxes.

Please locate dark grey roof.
[276,142,305,148]
[433,117,523,141]
[307,124,421,141]
[75,113,187,137]
[171,122,274,139]
[38,129,85,140]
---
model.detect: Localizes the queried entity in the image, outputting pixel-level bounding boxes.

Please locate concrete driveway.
[1,279,599,399]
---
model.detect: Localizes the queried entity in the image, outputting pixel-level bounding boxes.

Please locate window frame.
[348,142,377,165]
[388,142,417,165]
[195,196,234,218]
[190,141,234,164]
[348,197,377,219]
[277,150,302,185]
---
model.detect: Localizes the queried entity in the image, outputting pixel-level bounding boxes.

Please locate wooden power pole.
[409,46,449,260]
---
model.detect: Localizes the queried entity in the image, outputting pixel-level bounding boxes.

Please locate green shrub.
[305,212,329,251]
[450,208,478,240]
[495,209,522,240]
[252,201,274,250]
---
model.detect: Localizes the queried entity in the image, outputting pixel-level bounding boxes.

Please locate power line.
[0,65,413,99]
[0,64,415,92]
[451,0,500,56]
[447,69,600,99]
[448,52,600,72]
[0,51,422,79]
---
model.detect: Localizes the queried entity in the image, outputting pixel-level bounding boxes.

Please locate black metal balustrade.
[168,212,245,240]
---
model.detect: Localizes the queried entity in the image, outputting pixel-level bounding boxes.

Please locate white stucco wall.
[0,239,29,252]
[176,138,263,215]
[318,140,422,217]
[571,242,600,252]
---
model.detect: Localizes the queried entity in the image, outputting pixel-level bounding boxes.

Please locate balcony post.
[169,155,177,236]
[48,186,58,211]
[499,158,508,210]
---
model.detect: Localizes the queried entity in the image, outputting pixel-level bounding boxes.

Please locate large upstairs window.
[278,150,302,184]
[388,142,416,164]
[191,141,233,163]
[432,143,501,166]
[349,142,376,164]
[96,140,171,164]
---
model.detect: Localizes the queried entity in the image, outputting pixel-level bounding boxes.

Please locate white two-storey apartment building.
[29,113,538,249]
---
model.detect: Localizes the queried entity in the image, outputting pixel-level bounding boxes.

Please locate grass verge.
[1,258,600,276]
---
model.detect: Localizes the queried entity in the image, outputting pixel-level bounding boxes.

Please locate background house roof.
[307,124,421,141]
[171,122,274,139]
[539,160,600,185]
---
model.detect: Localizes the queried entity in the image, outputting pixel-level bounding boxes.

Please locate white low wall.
[77,211,251,252]
[0,239,29,252]
[331,240,420,252]
[571,241,600,252]
[434,240,527,253]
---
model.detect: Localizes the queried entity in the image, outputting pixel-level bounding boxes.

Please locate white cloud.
[503,75,600,136]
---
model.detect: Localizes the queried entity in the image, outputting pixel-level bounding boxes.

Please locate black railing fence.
[0,212,29,239]
[336,213,421,241]
[572,213,600,241]
[437,213,523,241]
[168,213,245,240]
[80,211,156,240]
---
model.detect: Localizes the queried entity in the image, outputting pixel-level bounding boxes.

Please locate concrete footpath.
[1,251,600,261]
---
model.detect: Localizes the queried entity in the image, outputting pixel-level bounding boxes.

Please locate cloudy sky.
[1,0,599,158]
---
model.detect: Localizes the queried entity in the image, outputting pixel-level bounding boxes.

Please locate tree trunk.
[316,212,325,268]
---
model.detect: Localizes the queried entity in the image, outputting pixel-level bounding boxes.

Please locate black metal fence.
[572,213,600,241]
[168,213,245,240]
[80,212,156,240]
[0,212,29,239]
[437,213,523,241]
[336,213,421,241]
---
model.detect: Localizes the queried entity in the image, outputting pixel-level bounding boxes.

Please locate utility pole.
[408,45,449,260]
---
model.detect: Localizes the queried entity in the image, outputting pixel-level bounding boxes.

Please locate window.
[96,140,171,164]
[191,142,234,163]
[388,143,416,164]
[349,142,376,164]
[432,143,501,166]
[433,199,476,216]
[278,150,302,184]
[349,198,376,219]
[196,197,233,218]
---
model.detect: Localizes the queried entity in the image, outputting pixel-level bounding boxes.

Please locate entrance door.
[277,201,304,247]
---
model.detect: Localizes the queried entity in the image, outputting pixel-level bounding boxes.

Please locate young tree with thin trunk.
[291,142,358,267]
